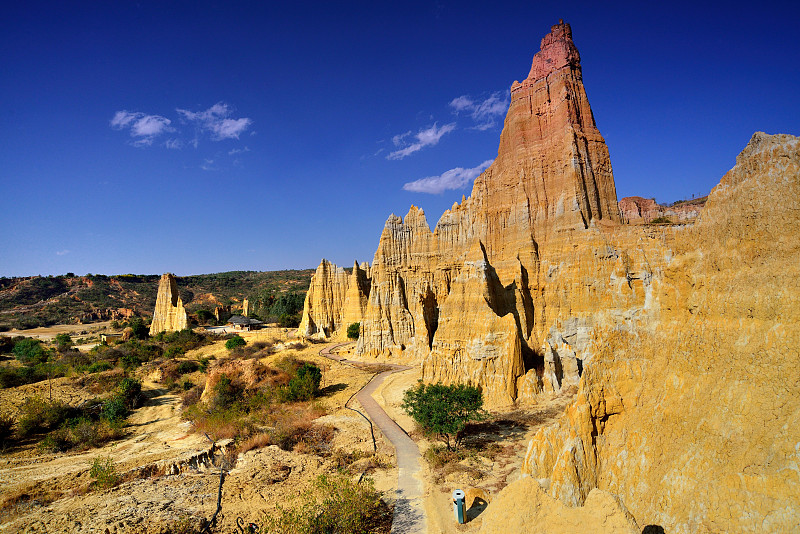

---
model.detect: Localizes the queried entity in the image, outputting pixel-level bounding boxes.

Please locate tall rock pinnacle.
[149,273,188,336]
[299,21,623,404]
[487,20,619,239]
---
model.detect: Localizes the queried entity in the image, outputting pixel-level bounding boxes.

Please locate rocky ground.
[0,330,397,533]
[0,327,611,533]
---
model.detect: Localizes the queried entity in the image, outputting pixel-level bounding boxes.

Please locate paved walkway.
[320,343,427,534]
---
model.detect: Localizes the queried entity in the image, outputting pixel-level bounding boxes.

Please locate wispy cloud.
[165,138,183,149]
[449,91,509,130]
[403,159,493,194]
[387,122,456,160]
[110,111,172,145]
[55,249,70,256]
[177,102,252,140]
[228,146,250,155]
[200,159,216,171]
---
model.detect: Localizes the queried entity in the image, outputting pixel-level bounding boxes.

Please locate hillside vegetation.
[0,270,314,331]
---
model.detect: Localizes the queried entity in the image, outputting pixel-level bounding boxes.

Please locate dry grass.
[74,368,125,395]
[0,483,60,519]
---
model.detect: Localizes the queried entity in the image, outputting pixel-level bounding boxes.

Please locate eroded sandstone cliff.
[522,132,800,532]
[149,273,188,335]
[301,21,632,406]
[298,19,800,532]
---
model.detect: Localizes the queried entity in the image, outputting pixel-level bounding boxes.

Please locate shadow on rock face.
[642,526,665,534]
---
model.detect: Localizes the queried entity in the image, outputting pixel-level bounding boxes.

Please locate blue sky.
[1,1,798,277]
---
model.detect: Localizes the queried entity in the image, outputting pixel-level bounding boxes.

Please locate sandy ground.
[0,334,398,533]
[5,322,113,343]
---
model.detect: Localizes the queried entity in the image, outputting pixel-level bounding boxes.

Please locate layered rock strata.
[298,260,370,338]
[301,21,629,406]
[298,18,800,531]
[149,273,188,336]
[618,195,706,223]
[522,132,800,532]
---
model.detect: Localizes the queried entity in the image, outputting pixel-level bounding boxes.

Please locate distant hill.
[0,270,314,331]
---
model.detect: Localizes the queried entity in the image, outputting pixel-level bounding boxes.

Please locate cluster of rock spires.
[301,20,625,406]
[300,20,800,532]
[149,273,187,336]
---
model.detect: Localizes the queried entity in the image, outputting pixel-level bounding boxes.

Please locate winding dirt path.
[320,343,427,534]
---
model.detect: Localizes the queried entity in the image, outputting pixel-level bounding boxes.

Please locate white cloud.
[200,158,216,171]
[403,159,493,194]
[449,91,509,130]
[387,122,456,160]
[177,102,252,140]
[165,138,183,149]
[449,95,474,112]
[110,111,172,144]
[55,249,70,256]
[228,146,250,155]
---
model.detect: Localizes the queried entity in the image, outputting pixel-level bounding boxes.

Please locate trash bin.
[453,489,466,524]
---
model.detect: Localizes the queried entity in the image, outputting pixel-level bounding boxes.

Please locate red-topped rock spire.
[480,19,619,244]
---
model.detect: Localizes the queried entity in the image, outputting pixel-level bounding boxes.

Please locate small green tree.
[225,335,246,350]
[402,382,485,450]
[286,363,322,401]
[128,317,149,340]
[346,322,360,340]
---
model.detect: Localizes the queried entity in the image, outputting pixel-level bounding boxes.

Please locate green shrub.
[278,313,300,328]
[12,338,48,365]
[120,354,141,370]
[0,367,31,389]
[285,363,322,401]
[87,361,112,373]
[90,456,119,489]
[16,396,71,436]
[164,346,185,359]
[176,361,198,375]
[262,473,389,534]
[211,376,243,410]
[0,336,14,353]
[101,397,128,424]
[346,322,360,340]
[118,378,142,408]
[423,443,464,468]
[54,333,72,349]
[402,381,486,450]
[225,335,246,350]
[38,428,73,452]
[128,317,149,340]
[649,216,672,224]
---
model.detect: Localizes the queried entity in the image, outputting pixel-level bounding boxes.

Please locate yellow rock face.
[296,17,800,532]
[478,476,638,534]
[300,22,628,404]
[522,132,800,532]
[298,259,370,339]
[149,273,187,336]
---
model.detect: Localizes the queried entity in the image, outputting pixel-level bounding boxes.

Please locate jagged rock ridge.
[298,18,800,532]
[300,21,625,406]
[149,273,188,335]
